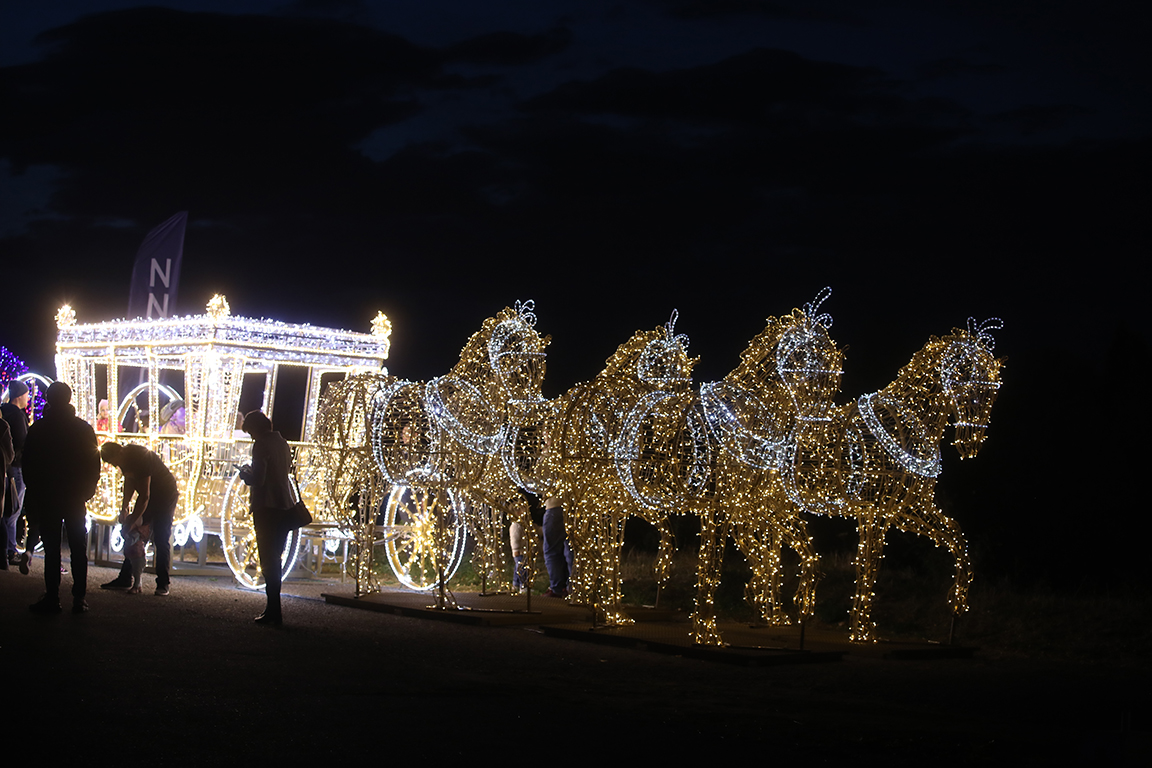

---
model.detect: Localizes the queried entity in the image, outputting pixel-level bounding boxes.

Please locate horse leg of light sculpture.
[735,518,789,626]
[517,508,541,604]
[562,491,595,606]
[691,506,727,645]
[744,513,821,625]
[653,516,675,609]
[893,501,973,620]
[462,495,507,595]
[593,509,633,626]
[611,511,633,624]
[784,514,820,621]
[850,509,888,642]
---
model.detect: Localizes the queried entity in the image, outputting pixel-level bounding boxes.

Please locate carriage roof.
[55,305,391,371]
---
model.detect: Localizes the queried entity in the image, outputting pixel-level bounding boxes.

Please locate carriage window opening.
[270,365,309,442]
[93,364,109,416]
[238,372,269,425]
[117,366,148,432]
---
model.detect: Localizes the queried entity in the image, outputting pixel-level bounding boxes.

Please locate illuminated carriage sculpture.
[54,297,393,589]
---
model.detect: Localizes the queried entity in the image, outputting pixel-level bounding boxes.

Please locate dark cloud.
[1,8,451,221]
[917,56,1007,81]
[655,0,863,24]
[527,49,884,123]
[0,5,1146,380]
[522,48,974,148]
[989,104,1094,136]
[276,0,374,24]
[444,27,572,67]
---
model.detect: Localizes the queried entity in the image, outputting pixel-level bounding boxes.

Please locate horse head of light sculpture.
[940,317,1004,459]
[775,287,843,421]
[487,299,550,401]
[636,309,697,390]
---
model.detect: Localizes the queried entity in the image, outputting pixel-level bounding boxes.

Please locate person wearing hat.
[21,381,101,614]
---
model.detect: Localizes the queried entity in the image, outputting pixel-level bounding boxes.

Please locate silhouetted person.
[22,382,101,614]
[2,379,30,566]
[238,410,294,626]
[99,441,179,595]
[0,413,13,569]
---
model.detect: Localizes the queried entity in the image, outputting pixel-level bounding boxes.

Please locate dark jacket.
[241,431,294,511]
[0,402,26,467]
[22,402,101,507]
[0,418,12,474]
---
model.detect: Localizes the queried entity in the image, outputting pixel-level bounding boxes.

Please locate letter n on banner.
[128,211,187,320]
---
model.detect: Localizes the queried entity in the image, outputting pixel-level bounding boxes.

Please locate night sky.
[2,1,1148,582]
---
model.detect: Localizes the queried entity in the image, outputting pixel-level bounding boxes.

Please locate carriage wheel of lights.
[382,477,467,590]
[220,472,302,590]
[783,317,1003,642]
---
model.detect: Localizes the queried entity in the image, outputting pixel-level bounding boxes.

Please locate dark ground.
[2,555,1147,766]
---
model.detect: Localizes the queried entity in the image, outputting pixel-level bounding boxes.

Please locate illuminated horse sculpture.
[551,314,697,624]
[786,318,1004,641]
[458,301,555,594]
[367,301,551,594]
[685,291,843,644]
[560,303,831,640]
[608,293,838,643]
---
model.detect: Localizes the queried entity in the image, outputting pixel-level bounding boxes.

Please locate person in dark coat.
[98,442,179,595]
[2,379,29,565]
[22,381,101,614]
[0,415,13,569]
[238,410,295,626]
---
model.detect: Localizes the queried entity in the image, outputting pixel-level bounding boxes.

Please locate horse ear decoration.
[803,286,834,330]
[967,316,1003,351]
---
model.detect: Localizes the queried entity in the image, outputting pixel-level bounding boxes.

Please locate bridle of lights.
[941,317,1003,431]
